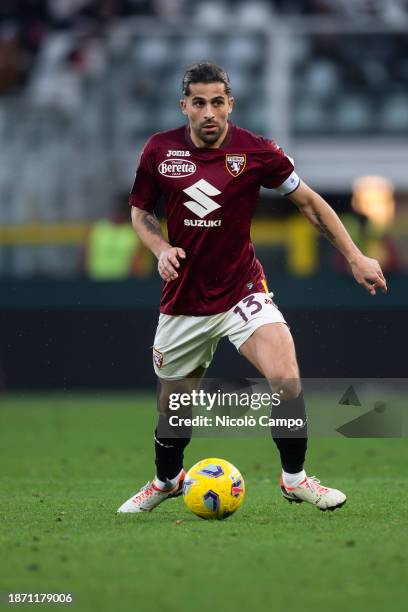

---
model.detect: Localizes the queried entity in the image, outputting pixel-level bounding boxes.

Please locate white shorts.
[152,292,286,380]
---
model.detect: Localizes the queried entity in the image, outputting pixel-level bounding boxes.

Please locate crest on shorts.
[225,154,246,177]
[153,348,163,369]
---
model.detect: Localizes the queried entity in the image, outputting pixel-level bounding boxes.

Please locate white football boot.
[117,469,185,514]
[280,475,347,511]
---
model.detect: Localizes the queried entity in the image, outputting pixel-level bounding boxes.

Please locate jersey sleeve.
[129,139,160,212]
[260,139,300,195]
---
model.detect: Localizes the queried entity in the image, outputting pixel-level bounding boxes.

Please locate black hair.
[182,62,232,96]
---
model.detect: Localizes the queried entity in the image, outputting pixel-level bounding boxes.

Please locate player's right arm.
[130,207,185,281]
[129,139,185,282]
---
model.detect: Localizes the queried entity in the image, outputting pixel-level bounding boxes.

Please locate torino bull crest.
[183,458,245,520]
[225,154,246,177]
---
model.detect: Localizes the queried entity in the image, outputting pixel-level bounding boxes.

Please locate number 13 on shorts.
[233,294,266,322]
[227,292,286,351]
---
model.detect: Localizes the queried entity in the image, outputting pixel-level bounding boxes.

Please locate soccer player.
[117,63,387,513]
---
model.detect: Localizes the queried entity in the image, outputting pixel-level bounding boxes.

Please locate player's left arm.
[287,180,387,295]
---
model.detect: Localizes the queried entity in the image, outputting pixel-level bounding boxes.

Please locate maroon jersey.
[129,122,299,316]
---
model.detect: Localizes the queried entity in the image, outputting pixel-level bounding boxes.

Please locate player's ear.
[180,99,188,115]
[228,96,234,114]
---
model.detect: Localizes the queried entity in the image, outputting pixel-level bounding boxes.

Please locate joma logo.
[167,149,190,157]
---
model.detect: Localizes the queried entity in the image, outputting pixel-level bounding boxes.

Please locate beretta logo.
[225,154,246,177]
[158,158,196,178]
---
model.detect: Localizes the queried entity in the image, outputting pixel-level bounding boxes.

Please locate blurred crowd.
[0,0,407,94]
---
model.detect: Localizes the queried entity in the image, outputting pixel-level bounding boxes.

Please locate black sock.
[271,392,308,474]
[154,414,191,481]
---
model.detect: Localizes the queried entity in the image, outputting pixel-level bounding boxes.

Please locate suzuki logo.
[182,179,221,219]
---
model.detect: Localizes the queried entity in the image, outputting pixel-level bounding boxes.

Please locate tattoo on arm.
[141,211,162,236]
[311,212,336,243]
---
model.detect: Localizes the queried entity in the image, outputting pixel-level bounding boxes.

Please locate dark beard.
[197,126,222,144]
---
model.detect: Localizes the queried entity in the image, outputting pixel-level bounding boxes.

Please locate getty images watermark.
[156,378,407,438]
[166,389,305,431]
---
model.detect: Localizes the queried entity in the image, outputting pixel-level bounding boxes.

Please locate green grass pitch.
[0,393,407,612]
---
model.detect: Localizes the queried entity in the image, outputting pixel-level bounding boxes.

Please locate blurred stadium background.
[0,0,407,390]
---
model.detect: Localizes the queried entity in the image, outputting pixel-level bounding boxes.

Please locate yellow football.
[183,457,245,520]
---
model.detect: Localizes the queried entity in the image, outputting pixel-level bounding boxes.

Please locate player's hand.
[157,246,186,281]
[350,255,387,296]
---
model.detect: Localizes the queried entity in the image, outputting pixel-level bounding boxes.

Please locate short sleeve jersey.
[129,122,299,316]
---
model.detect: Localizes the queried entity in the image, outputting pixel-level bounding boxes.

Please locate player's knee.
[267,375,302,401]
[158,393,193,418]
[157,377,197,415]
